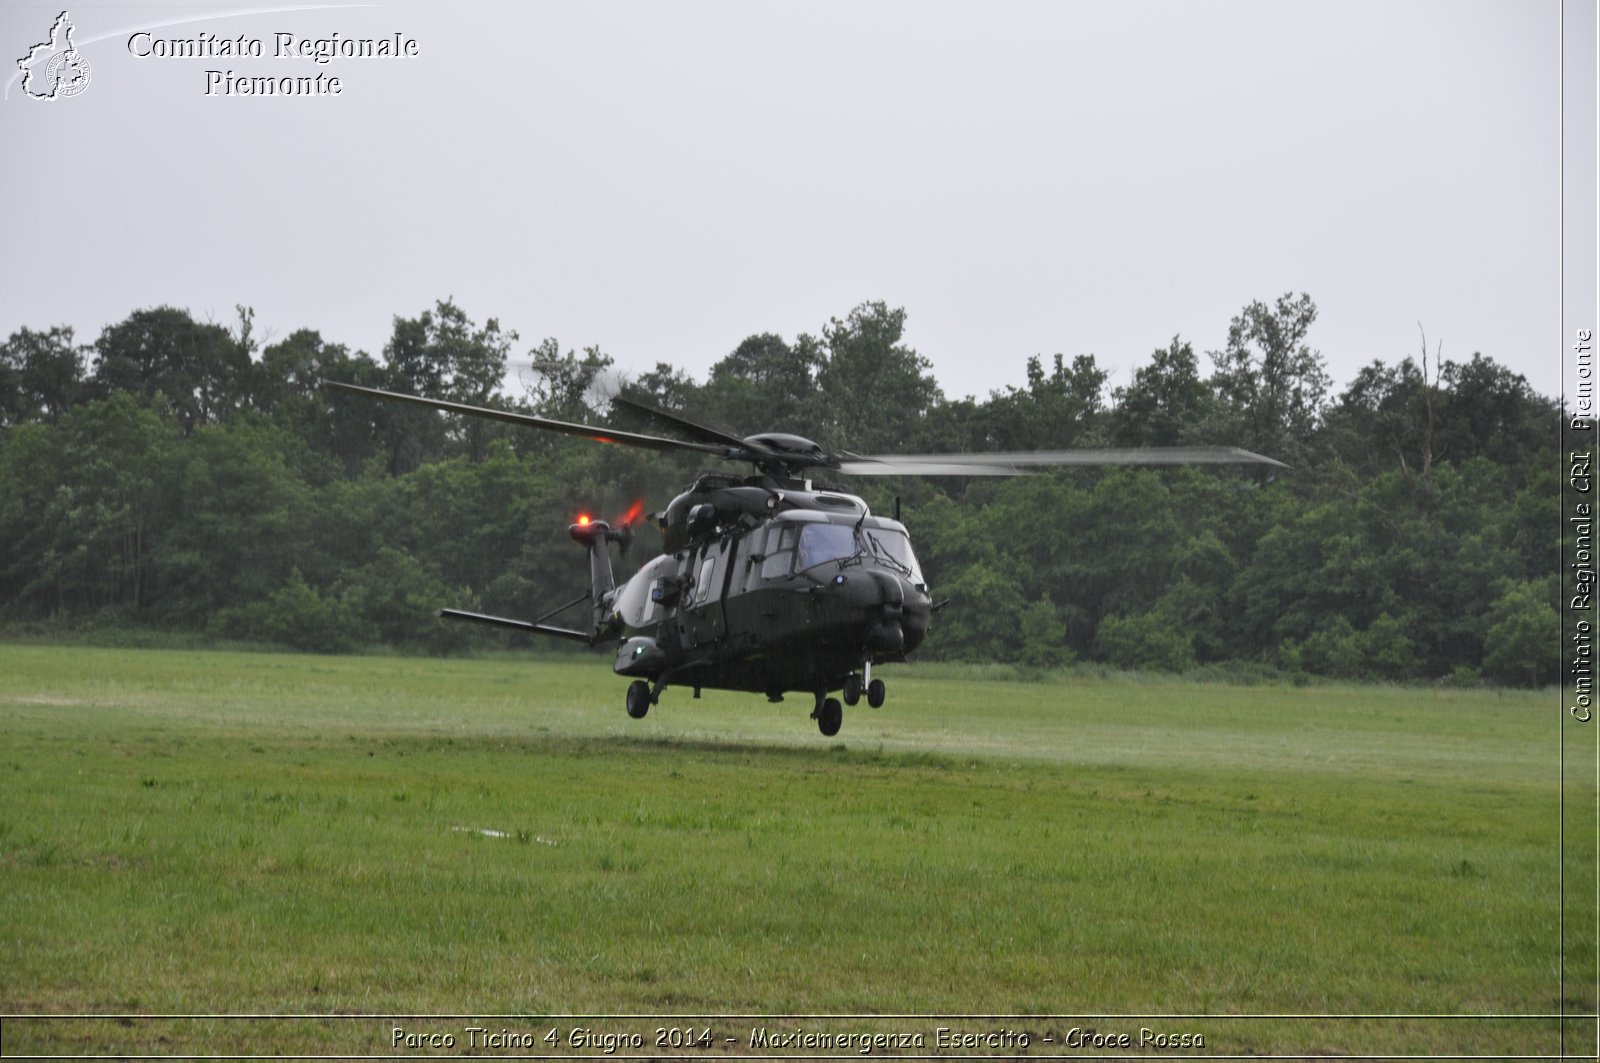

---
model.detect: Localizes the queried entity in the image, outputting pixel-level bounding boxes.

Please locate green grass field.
[0,645,1579,1057]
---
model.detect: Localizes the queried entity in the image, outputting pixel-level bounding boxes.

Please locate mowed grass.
[0,645,1567,1056]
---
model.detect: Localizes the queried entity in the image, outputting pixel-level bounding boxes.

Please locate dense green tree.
[974,353,1108,451]
[1209,293,1331,465]
[519,341,613,423]
[1436,353,1558,476]
[814,302,943,452]
[1323,357,1440,477]
[1359,613,1420,681]
[1481,580,1561,687]
[700,332,821,434]
[931,561,1029,662]
[91,307,251,430]
[627,362,702,415]
[1288,616,1364,679]
[148,418,313,625]
[1018,597,1073,668]
[378,299,517,470]
[339,547,475,655]
[1150,570,1233,664]
[0,393,178,616]
[381,445,564,598]
[1096,608,1196,673]
[0,326,87,428]
[252,329,388,477]
[384,298,514,405]
[1109,337,1215,447]
[1323,349,1556,483]
[212,569,364,654]
[909,396,988,459]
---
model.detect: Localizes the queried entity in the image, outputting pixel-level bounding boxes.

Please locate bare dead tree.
[1417,322,1443,478]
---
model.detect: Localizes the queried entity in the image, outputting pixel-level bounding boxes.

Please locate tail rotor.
[568,499,649,557]
[612,499,647,559]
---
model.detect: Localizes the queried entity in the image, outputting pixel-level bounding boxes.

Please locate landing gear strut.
[855,660,886,709]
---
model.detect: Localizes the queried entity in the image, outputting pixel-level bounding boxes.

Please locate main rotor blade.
[836,459,1035,476]
[838,445,1288,476]
[322,380,733,458]
[609,391,749,449]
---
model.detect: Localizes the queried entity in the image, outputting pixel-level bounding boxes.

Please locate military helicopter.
[326,379,1283,736]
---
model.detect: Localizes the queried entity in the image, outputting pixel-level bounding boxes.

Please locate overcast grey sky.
[1,0,1566,411]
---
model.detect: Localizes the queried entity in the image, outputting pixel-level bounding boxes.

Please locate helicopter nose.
[883,573,934,656]
[867,607,904,653]
[863,569,925,654]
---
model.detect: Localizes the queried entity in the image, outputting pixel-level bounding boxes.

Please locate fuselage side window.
[695,556,717,604]
[731,531,759,595]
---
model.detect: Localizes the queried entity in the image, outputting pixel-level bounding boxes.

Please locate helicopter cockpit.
[793,520,926,588]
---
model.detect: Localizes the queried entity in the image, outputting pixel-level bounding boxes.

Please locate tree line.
[0,295,1561,685]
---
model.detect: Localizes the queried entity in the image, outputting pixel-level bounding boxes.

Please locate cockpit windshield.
[797,524,857,570]
[794,523,926,587]
[863,527,925,587]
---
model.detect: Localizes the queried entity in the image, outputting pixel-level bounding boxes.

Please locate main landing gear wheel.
[626,680,651,719]
[867,678,886,709]
[842,674,862,706]
[817,697,843,737]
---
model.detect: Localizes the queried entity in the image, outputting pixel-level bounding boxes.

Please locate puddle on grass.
[450,826,557,845]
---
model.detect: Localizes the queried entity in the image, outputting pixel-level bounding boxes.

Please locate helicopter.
[325,379,1284,736]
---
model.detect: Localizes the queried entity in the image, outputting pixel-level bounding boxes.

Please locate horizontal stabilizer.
[435,607,592,644]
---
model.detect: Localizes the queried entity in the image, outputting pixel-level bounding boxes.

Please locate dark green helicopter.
[326,380,1283,736]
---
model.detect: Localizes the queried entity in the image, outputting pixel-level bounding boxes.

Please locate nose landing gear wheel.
[842,674,862,706]
[817,697,843,737]
[626,680,651,719]
[866,678,886,708]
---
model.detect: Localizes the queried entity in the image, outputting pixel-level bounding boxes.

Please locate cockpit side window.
[760,524,799,580]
